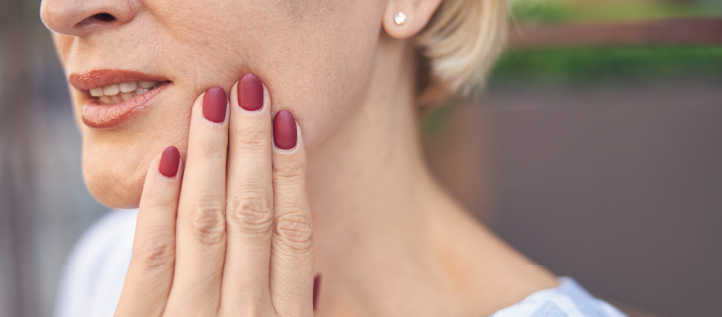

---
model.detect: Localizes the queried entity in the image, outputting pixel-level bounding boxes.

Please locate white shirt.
[54,209,626,317]
[55,209,137,317]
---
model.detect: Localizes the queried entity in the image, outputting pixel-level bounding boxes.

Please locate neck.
[305,36,557,316]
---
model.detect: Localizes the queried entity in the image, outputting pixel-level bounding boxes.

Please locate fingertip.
[238,73,264,112]
[313,274,321,311]
[273,110,298,151]
[203,87,228,123]
[159,146,181,178]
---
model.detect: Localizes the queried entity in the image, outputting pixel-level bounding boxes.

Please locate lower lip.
[81,83,170,129]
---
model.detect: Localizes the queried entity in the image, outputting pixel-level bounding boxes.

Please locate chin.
[82,147,151,209]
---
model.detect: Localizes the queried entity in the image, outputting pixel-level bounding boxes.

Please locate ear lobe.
[383,0,444,40]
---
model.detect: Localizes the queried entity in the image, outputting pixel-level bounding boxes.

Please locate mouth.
[69,69,171,129]
[89,80,165,105]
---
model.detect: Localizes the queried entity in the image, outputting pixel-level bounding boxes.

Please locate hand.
[114,74,315,316]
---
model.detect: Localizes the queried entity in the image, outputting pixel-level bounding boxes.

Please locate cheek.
[263,46,375,151]
[264,24,381,150]
[147,0,382,148]
[216,3,382,150]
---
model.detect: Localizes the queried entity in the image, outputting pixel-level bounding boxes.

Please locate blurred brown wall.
[425,80,722,317]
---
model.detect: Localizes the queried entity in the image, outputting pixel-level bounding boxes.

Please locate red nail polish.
[203,87,227,123]
[273,110,297,150]
[239,74,263,111]
[159,146,180,177]
[313,274,321,311]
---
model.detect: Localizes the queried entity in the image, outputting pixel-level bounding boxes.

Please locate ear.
[383,0,444,39]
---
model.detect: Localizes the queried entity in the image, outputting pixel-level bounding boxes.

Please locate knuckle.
[274,213,313,253]
[134,234,175,267]
[228,196,273,236]
[143,196,174,211]
[234,125,267,148]
[196,136,226,159]
[273,164,304,181]
[185,200,226,245]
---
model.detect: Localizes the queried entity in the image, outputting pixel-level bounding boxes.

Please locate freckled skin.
[50,0,383,208]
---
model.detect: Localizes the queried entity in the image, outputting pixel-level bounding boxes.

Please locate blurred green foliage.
[511,0,722,24]
[490,1,722,85]
[489,46,722,85]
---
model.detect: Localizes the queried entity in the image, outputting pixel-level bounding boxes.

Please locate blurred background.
[1,0,720,316]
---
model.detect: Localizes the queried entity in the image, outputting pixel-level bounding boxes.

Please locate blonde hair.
[416,0,508,104]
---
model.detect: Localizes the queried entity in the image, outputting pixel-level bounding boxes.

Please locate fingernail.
[273,110,297,150]
[203,86,227,123]
[159,146,180,177]
[313,274,321,311]
[238,73,263,111]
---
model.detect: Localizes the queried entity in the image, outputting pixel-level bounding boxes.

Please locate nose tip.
[40,0,136,37]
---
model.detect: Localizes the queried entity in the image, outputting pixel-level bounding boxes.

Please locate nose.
[40,0,137,37]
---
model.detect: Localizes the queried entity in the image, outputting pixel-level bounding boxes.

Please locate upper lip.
[68,69,170,91]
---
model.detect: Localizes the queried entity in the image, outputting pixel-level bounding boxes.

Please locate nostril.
[92,13,116,22]
[76,12,117,27]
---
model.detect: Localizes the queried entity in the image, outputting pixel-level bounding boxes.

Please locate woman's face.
[42,0,386,208]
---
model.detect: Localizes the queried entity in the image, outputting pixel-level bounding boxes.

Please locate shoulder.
[54,209,138,317]
[491,278,628,317]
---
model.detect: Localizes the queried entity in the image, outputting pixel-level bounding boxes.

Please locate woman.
[40,0,626,316]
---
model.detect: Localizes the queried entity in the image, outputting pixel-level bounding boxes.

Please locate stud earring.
[394,12,407,25]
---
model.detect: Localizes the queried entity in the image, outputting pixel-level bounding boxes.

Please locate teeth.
[119,82,138,93]
[90,81,164,105]
[139,81,157,89]
[120,92,134,102]
[90,88,104,97]
[103,84,120,95]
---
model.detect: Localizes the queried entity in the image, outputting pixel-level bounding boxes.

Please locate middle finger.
[220,74,275,315]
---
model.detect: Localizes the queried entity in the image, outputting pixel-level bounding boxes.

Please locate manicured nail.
[273,110,297,150]
[313,274,321,311]
[203,86,227,123]
[159,146,180,177]
[238,73,263,111]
